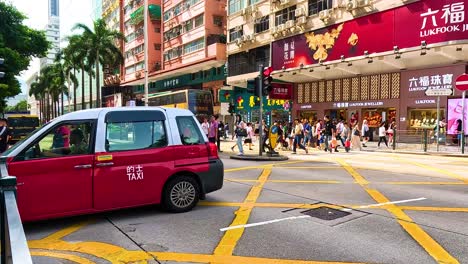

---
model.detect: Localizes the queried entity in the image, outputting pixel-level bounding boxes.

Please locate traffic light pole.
[258,65,263,157]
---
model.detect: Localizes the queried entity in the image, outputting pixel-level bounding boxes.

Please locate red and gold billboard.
[272,0,468,70]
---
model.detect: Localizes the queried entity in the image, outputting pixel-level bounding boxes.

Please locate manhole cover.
[301,206,351,220]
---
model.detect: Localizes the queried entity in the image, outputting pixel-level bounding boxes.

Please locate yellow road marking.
[152,251,365,264]
[213,168,272,257]
[335,158,369,185]
[337,158,459,264]
[31,251,95,264]
[41,221,92,241]
[226,179,341,184]
[384,182,468,185]
[400,206,468,212]
[395,156,468,183]
[224,161,307,172]
[273,166,342,169]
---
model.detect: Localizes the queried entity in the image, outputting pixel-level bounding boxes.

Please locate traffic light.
[247,77,262,97]
[228,103,235,114]
[0,58,4,79]
[262,67,273,96]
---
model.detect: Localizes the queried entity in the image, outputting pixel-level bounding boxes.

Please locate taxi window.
[176,116,204,145]
[17,121,93,161]
[105,120,168,152]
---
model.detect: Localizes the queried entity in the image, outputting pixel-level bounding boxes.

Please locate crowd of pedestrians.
[221,114,398,156]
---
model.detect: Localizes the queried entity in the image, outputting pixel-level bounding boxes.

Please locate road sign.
[455,73,468,91]
[425,89,453,96]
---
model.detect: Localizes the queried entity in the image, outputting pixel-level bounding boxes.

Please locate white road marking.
[220,198,427,231]
[341,197,427,211]
[220,215,311,232]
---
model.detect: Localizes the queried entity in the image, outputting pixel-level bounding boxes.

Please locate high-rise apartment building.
[118,0,227,113]
[40,0,60,69]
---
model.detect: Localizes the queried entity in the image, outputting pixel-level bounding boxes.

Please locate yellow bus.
[7,114,40,144]
[147,89,214,117]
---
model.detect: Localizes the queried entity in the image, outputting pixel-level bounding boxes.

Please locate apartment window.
[154,43,161,50]
[308,0,333,15]
[126,65,135,74]
[183,38,205,54]
[174,4,181,16]
[254,16,269,33]
[275,5,296,26]
[213,16,223,27]
[227,45,270,76]
[229,27,243,42]
[134,44,144,54]
[194,15,204,27]
[126,32,136,42]
[228,0,244,15]
[164,47,182,61]
[163,25,182,41]
[135,61,145,71]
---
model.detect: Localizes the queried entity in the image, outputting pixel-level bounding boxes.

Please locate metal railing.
[0,160,32,264]
[393,129,467,154]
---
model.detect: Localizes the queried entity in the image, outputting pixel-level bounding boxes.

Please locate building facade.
[39,0,60,69]
[115,0,227,114]
[226,0,468,133]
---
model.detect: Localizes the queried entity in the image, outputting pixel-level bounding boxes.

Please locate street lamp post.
[143,0,149,106]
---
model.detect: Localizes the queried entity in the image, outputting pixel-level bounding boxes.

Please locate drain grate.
[301,206,351,221]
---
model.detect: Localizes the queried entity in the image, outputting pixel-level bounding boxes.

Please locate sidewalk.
[216,137,468,158]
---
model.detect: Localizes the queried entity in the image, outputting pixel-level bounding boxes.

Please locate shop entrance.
[298,110,317,123]
[362,108,397,141]
[325,109,347,121]
[408,108,445,131]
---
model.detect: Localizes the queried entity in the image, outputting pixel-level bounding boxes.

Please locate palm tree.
[67,34,92,110]
[63,43,81,112]
[29,77,47,123]
[53,51,78,115]
[73,19,125,108]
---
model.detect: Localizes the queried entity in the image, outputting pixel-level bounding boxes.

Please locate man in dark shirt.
[323,116,336,153]
[0,118,10,153]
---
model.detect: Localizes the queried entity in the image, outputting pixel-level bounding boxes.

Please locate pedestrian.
[378,122,389,148]
[351,122,362,151]
[231,114,246,155]
[323,115,336,153]
[244,122,254,150]
[208,115,218,144]
[216,116,223,152]
[388,120,396,145]
[341,122,351,152]
[361,119,370,147]
[455,119,463,144]
[201,118,209,138]
[261,120,269,153]
[315,120,323,150]
[0,119,10,153]
[292,119,308,154]
[303,119,312,148]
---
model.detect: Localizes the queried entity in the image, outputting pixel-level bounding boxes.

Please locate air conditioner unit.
[235,25,242,31]
[271,26,279,36]
[297,16,307,25]
[285,20,294,29]
[346,0,372,11]
[295,8,305,17]
[235,38,243,46]
[279,0,289,5]
[135,71,141,78]
[241,8,248,16]
[319,9,332,21]
[184,2,191,9]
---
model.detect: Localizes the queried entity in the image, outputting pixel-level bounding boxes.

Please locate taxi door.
[8,121,95,221]
[93,110,174,210]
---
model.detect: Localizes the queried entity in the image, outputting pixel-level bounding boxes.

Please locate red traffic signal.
[263,66,273,77]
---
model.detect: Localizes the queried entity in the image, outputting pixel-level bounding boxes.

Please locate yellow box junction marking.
[335,158,459,264]
[213,167,272,257]
[31,251,95,264]
[394,156,468,183]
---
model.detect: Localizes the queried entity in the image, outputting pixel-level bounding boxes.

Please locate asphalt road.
[25,151,468,264]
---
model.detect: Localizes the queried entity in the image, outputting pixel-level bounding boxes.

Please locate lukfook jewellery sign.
[420,2,466,37]
[408,73,454,92]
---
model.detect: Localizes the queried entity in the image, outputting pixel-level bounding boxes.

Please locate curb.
[362,149,468,158]
[229,154,289,161]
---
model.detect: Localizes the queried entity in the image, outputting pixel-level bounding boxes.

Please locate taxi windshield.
[1,126,44,157]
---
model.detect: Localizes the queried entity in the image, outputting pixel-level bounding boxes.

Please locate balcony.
[130,4,161,25]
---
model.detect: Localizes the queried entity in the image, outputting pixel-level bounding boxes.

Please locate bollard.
[423,129,428,152]
[392,128,396,150]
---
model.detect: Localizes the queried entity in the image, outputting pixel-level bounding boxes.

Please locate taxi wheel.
[163,176,200,213]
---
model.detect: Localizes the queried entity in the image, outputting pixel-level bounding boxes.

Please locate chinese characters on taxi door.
[127,165,144,181]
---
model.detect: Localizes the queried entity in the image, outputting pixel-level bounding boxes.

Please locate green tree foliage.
[0,2,49,112]
[5,99,28,112]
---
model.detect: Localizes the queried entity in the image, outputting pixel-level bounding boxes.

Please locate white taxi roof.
[54,107,194,122]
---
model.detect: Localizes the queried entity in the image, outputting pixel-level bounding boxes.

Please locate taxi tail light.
[207,143,219,159]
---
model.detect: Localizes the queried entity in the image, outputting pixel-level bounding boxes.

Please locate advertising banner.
[272,0,468,70]
[269,83,293,100]
[447,98,468,135]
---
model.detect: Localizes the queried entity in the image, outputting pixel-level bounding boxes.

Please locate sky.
[6,0,95,95]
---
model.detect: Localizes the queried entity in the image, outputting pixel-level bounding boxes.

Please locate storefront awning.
[148,4,161,20]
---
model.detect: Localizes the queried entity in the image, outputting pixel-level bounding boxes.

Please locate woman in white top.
[377,122,389,148]
[244,123,254,150]
[201,118,209,137]
[361,119,369,147]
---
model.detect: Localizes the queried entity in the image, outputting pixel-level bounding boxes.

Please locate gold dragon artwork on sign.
[304,23,359,62]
